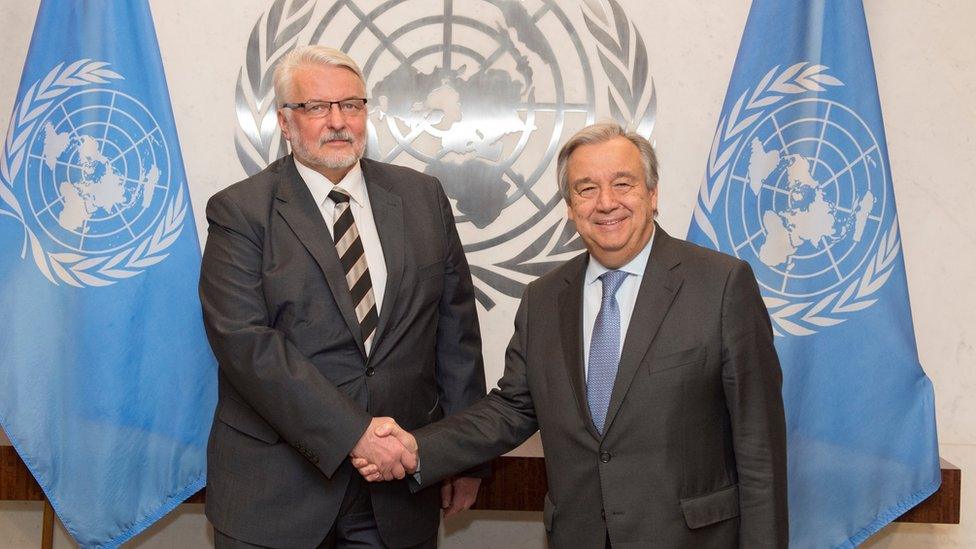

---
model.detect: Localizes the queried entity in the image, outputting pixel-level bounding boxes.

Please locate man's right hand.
[349,417,417,481]
[351,421,418,482]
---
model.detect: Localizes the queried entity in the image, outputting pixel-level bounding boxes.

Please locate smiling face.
[566,136,658,269]
[277,63,367,183]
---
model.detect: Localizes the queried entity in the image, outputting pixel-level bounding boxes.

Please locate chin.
[323,157,358,169]
[593,238,627,253]
[309,150,360,170]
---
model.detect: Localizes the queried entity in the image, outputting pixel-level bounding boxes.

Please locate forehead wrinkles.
[292,66,366,98]
[570,169,640,187]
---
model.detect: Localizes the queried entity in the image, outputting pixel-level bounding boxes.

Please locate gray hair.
[273,45,366,106]
[556,121,659,203]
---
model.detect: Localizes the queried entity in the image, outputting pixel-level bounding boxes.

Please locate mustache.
[319,131,354,145]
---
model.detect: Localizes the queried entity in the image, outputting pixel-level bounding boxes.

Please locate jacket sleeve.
[430,181,491,478]
[199,191,371,479]
[414,286,539,488]
[720,260,789,548]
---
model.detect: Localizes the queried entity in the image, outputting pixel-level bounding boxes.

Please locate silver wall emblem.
[235,0,656,308]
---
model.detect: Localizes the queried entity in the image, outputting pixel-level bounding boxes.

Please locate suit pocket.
[679,484,740,529]
[543,493,556,532]
[647,346,706,375]
[217,397,280,444]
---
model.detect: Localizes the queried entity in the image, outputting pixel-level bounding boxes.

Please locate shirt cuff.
[411,454,422,484]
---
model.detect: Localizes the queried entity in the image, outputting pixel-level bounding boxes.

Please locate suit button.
[366,367,375,377]
[600,452,611,463]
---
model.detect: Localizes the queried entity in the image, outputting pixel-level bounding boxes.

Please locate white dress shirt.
[582,229,656,382]
[294,160,387,353]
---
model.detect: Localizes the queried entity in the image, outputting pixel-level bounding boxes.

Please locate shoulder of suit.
[209,155,289,205]
[362,157,439,187]
[663,233,748,277]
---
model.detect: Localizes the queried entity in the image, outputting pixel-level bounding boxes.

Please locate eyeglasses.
[281,98,368,117]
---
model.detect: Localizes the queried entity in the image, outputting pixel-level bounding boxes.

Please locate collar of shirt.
[293,157,366,209]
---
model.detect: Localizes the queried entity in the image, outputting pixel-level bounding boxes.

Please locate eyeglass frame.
[280,97,369,117]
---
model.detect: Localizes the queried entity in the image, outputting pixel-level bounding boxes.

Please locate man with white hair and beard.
[199,45,487,548]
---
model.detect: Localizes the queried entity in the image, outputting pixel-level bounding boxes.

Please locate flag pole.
[41,498,54,549]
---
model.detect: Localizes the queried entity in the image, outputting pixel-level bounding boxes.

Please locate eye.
[575,185,597,198]
[612,180,636,193]
[339,99,366,113]
[305,102,326,114]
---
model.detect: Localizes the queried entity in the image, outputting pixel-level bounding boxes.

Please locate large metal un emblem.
[0,60,186,287]
[693,63,900,336]
[235,0,656,308]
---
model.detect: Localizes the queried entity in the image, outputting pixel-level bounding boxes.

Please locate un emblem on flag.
[731,99,885,298]
[694,63,902,336]
[0,60,186,287]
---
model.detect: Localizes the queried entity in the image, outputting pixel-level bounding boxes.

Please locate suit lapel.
[558,254,602,441]
[603,227,684,435]
[360,159,404,358]
[273,156,366,358]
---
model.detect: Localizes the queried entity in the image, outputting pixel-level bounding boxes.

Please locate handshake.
[349,417,482,516]
[349,417,417,482]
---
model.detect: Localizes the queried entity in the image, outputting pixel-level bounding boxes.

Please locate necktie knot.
[328,188,351,204]
[599,270,628,300]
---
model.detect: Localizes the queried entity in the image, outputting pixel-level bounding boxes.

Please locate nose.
[595,185,618,212]
[324,104,346,128]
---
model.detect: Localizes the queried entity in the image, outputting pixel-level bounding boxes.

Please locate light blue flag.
[0,1,216,546]
[687,1,940,547]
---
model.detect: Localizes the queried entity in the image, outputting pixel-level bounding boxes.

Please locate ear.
[277,109,291,141]
[648,184,659,217]
[566,200,576,223]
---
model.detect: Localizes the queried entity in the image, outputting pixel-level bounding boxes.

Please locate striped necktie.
[329,188,378,352]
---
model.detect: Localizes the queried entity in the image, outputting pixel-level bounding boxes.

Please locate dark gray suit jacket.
[200,156,486,548]
[413,227,788,548]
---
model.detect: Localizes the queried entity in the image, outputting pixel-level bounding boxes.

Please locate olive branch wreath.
[234,0,315,176]
[0,59,187,287]
[582,0,656,136]
[691,62,901,336]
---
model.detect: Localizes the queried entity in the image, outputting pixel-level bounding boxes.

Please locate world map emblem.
[693,63,902,336]
[235,0,656,308]
[0,60,187,287]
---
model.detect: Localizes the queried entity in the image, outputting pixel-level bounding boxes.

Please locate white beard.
[288,125,364,172]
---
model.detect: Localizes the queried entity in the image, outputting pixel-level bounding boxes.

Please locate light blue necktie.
[587,270,629,434]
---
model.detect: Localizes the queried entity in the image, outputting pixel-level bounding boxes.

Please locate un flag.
[0,1,216,547]
[687,1,941,547]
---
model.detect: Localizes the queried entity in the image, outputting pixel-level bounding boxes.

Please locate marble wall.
[0,0,972,547]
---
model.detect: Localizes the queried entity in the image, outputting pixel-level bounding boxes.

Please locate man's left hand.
[441,477,481,518]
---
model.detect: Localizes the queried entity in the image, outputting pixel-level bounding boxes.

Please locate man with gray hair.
[200,45,487,548]
[356,121,789,548]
